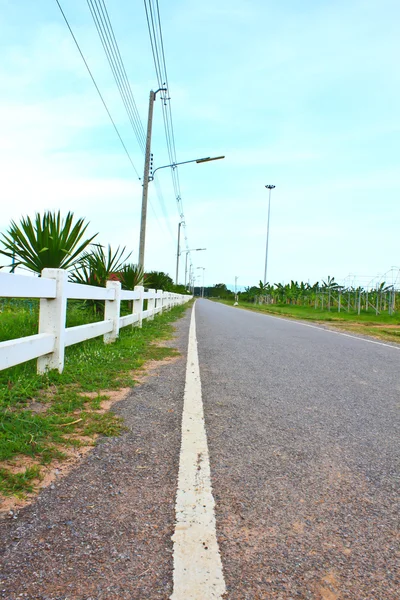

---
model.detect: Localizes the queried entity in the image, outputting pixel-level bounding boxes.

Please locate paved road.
[1,300,398,599]
[195,300,399,599]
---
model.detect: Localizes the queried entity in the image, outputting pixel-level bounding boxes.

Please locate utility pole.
[138,88,166,272]
[176,221,184,285]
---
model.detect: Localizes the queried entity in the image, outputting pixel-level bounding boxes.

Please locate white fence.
[0,268,192,374]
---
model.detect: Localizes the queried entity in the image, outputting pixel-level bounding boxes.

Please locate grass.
[214,300,400,343]
[0,300,190,497]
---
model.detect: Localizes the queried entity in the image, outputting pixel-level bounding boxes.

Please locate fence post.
[133,285,144,327]
[37,268,68,374]
[157,289,164,314]
[104,280,121,343]
[147,288,155,320]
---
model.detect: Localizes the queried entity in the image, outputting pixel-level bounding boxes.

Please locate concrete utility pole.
[176,221,184,285]
[138,88,166,272]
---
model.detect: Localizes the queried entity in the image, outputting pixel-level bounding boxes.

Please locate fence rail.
[0,268,192,374]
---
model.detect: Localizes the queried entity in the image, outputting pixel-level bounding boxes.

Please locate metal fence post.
[37,268,68,374]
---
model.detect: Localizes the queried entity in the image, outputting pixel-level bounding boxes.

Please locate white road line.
[171,302,226,600]
[225,303,400,351]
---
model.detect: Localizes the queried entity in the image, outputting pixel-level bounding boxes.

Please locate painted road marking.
[171,302,226,600]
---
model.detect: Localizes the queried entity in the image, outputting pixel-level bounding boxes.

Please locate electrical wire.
[144,0,195,275]
[54,0,141,180]
[88,0,178,241]
[86,0,147,154]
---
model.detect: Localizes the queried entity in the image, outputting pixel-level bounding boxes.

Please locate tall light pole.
[264,185,276,285]
[185,248,206,288]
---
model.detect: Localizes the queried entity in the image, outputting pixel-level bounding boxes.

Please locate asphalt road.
[1,300,398,599]
[195,300,399,599]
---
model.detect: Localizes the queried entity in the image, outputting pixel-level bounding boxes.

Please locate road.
[195,299,399,599]
[0,299,398,599]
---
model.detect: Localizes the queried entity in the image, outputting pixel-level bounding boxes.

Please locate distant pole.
[264,185,276,285]
[175,221,183,284]
[185,252,189,288]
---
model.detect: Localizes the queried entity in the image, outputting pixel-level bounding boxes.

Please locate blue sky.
[1,0,399,289]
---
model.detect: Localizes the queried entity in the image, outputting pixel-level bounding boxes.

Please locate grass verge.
[213,300,400,343]
[0,302,190,498]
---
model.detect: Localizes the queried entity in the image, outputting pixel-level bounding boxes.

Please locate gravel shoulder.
[0,308,191,600]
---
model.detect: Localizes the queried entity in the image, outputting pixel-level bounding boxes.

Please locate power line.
[144,0,194,273]
[54,0,141,179]
[88,0,177,240]
[54,0,176,245]
[86,0,147,154]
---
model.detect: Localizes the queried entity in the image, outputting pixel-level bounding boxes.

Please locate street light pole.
[138,88,166,273]
[264,185,276,285]
[185,248,206,288]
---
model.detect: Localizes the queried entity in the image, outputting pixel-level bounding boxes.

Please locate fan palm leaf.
[0,211,97,274]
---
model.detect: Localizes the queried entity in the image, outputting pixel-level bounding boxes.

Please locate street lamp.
[197,267,205,298]
[264,185,276,285]
[139,154,224,272]
[185,248,206,288]
[149,156,225,181]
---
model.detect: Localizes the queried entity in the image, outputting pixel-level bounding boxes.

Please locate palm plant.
[0,211,97,274]
[72,244,131,287]
[145,271,174,291]
[119,263,145,290]
[71,244,131,313]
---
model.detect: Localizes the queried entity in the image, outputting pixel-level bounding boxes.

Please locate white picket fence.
[0,268,192,374]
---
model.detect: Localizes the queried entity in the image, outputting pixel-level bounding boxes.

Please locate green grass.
[0,465,42,498]
[0,301,190,497]
[214,299,400,342]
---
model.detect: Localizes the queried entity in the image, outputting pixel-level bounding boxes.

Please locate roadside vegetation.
[0,300,188,498]
[0,210,191,499]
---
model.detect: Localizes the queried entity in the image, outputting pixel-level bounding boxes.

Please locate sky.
[0,0,399,290]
